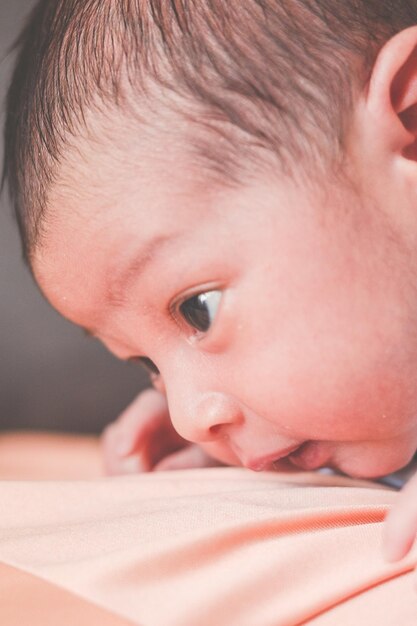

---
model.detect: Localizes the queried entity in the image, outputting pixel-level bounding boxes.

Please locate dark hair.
[4,0,417,259]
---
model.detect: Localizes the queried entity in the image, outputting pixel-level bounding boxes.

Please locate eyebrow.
[106,234,179,307]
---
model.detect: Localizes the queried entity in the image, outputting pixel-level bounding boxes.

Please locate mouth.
[286,440,330,471]
[244,443,304,471]
[244,441,332,473]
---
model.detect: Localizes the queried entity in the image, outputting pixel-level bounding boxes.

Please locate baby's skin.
[101,387,417,564]
[34,27,417,576]
[101,388,223,474]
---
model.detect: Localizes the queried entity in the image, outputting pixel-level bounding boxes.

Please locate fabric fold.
[1,432,417,625]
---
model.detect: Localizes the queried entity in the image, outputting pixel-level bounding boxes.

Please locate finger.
[114,389,169,457]
[107,454,151,476]
[383,473,417,561]
[101,393,186,474]
[101,424,153,475]
[101,425,130,475]
[153,444,225,472]
[101,424,119,475]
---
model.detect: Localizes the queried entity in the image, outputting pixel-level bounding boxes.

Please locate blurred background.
[0,1,148,434]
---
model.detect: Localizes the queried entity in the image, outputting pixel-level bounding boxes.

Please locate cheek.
[241,338,415,442]
[336,438,417,478]
[225,269,417,442]
[220,192,417,442]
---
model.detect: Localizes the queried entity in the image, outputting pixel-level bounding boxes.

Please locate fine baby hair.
[4,0,417,259]
[7,0,417,568]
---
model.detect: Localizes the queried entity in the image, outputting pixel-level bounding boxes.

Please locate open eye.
[179,290,221,333]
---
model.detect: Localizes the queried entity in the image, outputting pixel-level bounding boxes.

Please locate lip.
[244,443,304,471]
[288,441,330,471]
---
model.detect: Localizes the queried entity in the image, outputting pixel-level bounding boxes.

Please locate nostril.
[209,424,223,437]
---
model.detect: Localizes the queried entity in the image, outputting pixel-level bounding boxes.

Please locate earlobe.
[366,26,417,160]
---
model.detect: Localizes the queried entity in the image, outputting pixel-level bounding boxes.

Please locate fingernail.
[383,536,405,563]
[383,545,399,563]
[119,456,142,474]
[115,436,133,457]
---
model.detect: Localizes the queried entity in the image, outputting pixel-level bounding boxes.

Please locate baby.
[5,0,417,568]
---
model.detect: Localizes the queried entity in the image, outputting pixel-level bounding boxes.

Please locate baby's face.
[34,119,417,478]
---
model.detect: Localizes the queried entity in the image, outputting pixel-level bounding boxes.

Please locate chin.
[338,456,415,480]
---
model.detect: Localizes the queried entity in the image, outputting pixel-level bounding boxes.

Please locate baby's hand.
[101,388,222,475]
[383,471,417,568]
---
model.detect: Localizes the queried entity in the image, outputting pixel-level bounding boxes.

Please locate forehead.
[32,109,339,340]
[33,119,218,317]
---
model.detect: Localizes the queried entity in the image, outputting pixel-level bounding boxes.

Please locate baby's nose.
[169,391,244,444]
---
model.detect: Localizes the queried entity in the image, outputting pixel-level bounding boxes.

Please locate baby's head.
[6,0,417,477]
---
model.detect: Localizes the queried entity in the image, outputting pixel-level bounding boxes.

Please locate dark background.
[0,1,148,433]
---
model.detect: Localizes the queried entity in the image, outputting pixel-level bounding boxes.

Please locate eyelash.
[131,356,160,377]
[131,287,223,375]
[172,288,222,338]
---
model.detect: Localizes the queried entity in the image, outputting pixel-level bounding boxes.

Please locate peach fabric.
[0,431,102,479]
[0,563,136,626]
[1,432,417,625]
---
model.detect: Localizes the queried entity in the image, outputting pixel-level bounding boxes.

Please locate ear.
[365,26,417,161]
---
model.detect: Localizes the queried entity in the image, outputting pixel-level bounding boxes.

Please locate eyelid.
[169,284,223,340]
[129,358,165,394]
[129,356,160,376]
[152,375,166,395]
